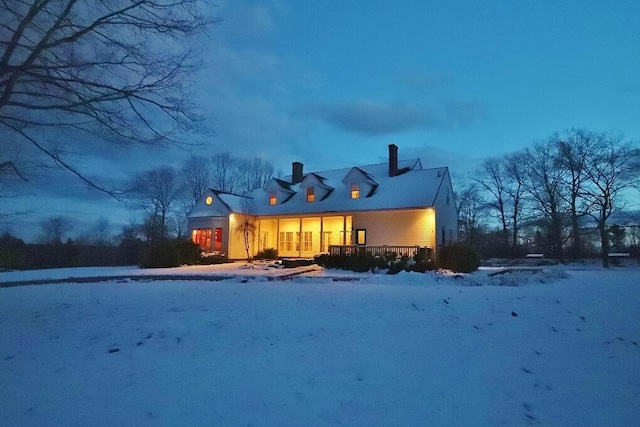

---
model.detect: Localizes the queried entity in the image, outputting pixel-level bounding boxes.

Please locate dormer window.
[342,167,376,199]
[350,183,360,199]
[306,187,315,202]
[269,191,277,205]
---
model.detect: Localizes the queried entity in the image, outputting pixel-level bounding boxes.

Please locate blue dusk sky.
[3,0,640,242]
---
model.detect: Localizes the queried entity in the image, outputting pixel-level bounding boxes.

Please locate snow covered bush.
[315,251,436,274]
[199,251,228,265]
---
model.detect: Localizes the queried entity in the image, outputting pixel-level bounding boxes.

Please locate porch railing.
[328,245,433,261]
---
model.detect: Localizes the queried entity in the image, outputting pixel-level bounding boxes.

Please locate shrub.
[315,251,437,274]
[0,248,25,270]
[142,239,201,268]
[0,233,26,270]
[200,251,228,265]
[438,243,481,273]
[119,238,145,266]
[254,248,278,260]
[411,257,438,273]
[315,252,379,272]
[387,254,409,274]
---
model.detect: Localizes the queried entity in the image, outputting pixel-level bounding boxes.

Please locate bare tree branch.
[0,0,214,188]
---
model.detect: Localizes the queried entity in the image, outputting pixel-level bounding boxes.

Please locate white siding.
[353,209,435,248]
[228,215,257,260]
[432,169,459,248]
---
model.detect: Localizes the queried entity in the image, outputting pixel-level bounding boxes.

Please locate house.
[187,144,458,260]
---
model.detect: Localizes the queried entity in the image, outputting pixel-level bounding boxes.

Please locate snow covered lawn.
[1,264,639,426]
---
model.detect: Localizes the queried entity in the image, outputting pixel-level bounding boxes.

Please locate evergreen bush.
[438,243,481,273]
[0,233,26,270]
[315,251,437,274]
[141,239,201,268]
[254,248,278,260]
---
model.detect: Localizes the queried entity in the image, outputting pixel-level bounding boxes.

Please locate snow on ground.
[1,263,639,426]
[0,261,324,284]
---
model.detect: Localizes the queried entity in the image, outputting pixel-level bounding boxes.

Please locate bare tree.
[234,197,257,262]
[456,182,485,245]
[504,151,528,251]
[523,141,570,259]
[0,148,33,211]
[475,157,511,251]
[114,219,143,244]
[0,0,211,190]
[91,216,111,245]
[126,166,184,240]
[180,153,276,214]
[582,134,639,267]
[239,157,275,194]
[474,153,528,255]
[181,155,213,210]
[210,151,242,193]
[236,216,257,262]
[553,128,597,258]
[40,215,72,244]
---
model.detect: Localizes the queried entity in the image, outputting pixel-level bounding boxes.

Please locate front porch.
[328,245,434,261]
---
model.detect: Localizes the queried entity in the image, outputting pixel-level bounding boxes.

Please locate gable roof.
[188,189,251,218]
[341,166,378,187]
[265,177,295,193]
[252,159,445,215]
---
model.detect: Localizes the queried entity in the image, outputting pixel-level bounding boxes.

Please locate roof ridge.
[283,157,421,178]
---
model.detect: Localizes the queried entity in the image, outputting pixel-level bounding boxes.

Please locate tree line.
[1,151,275,270]
[125,152,275,242]
[27,152,276,245]
[457,128,639,267]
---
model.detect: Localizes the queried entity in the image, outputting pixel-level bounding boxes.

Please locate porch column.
[298,217,302,257]
[320,216,324,252]
[342,216,347,246]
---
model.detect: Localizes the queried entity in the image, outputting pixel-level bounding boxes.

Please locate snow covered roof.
[187,189,250,218]
[188,156,449,218]
[216,191,252,213]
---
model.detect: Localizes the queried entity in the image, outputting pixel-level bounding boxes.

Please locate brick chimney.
[388,144,398,177]
[292,162,304,184]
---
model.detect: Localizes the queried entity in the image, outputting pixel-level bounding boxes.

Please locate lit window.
[301,231,313,251]
[214,227,223,251]
[279,231,294,251]
[350,183,360,199]
[205,195,213,205]
[192,228,212,249]
[356,229,366,245]
[306,187,315,202]
[269,191,277,205]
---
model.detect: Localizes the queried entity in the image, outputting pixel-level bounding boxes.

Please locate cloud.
[302,99,485,137]
[442,100,486,128]
[212,1,281,45]
[319,101,428,136]
[396,69,453,93]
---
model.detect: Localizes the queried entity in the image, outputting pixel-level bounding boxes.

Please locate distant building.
[187,144,458,259]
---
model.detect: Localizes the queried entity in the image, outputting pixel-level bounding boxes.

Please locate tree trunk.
[571,212,581,259]
[599,222,610,268]
[244,224,251,262]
